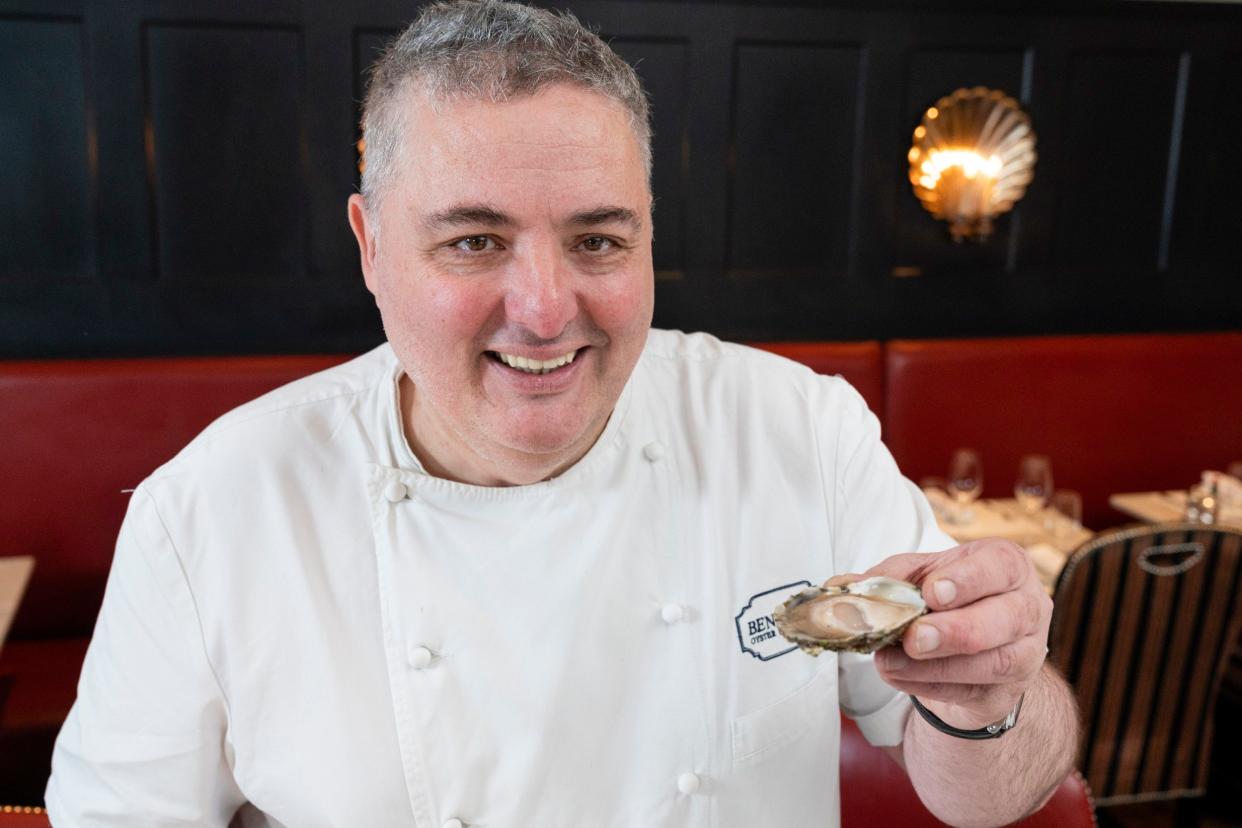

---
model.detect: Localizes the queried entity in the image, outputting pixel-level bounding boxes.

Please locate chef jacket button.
[384,481,408,502]
[408,646,434,670]
[677,772,701,795]
[442,819,464,828]
[643,441,665,462]
[661,603,685,624]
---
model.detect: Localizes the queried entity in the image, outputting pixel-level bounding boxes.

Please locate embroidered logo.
[735,580,812,661]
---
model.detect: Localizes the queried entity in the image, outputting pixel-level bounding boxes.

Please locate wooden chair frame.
[1049,522,1242,807]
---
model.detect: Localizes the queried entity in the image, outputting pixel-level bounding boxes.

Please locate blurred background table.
[932,498,1093,591]
[1110,490,1242,529]
[0,558,34,654]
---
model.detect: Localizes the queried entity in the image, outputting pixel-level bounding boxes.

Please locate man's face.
[348,83,654,486]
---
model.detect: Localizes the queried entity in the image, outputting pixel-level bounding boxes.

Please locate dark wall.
[2,0,1240,357]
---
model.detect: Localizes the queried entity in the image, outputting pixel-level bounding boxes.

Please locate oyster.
[773,576,927,656]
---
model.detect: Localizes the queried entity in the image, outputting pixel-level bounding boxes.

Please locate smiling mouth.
[487,348,581,375]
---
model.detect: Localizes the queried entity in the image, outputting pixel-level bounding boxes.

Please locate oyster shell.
[773,576,927,656]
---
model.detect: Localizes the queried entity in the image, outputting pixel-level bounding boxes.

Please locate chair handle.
[1137,542,1204,576]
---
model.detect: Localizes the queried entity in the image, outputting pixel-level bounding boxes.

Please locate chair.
[1049,522,1242,808]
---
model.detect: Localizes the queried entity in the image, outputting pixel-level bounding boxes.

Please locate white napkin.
[1204,471,1242,507]
[1027,542,1068,584]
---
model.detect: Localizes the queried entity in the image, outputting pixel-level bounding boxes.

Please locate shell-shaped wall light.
[908,87,1036,242]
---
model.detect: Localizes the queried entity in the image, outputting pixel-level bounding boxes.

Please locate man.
[47,1,1077,825]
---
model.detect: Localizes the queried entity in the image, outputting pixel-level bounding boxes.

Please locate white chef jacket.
[47,329,954,828]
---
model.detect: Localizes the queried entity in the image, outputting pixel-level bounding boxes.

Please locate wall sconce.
[908,87,1036,242]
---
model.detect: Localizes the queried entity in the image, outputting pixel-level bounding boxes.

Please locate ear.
[348,194,381,296]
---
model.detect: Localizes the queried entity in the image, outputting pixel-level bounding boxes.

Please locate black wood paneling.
[1,0,1240,357]
[0,17,93,284]
[1186,49,1242,274]
[728,41,862,281]
[1056,50,1184,272]
[145,23,307,284]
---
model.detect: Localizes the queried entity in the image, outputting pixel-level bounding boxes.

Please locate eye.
[579,236,617,253]
[451,235,499,252]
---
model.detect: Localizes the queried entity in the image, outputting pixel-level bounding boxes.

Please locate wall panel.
[1192,50,1242,273]
[0,17,93,284]
[145,23,307,284]
[0,0,1239,356]
[728,41,863,281]
[1054,50,1184,272]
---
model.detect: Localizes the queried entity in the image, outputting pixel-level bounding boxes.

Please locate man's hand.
[830,538,1052,730]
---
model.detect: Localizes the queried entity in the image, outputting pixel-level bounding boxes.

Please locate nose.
[503,243,578,340]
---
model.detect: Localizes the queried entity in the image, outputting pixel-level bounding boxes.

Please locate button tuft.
[661,603,685,624]
[677,772,701,795]
[643,441,665,462]
[408,646,434,670]
[384,481,408,502]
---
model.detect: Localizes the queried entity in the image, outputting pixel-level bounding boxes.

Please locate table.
[1110,490,1242,529]
[931,497,1093,592]
[0,556,35,654]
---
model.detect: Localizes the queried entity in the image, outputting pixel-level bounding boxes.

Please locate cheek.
[592,271,654,333]
[383,271,493,345]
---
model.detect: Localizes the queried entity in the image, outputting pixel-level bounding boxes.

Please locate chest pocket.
[730,670,836,766]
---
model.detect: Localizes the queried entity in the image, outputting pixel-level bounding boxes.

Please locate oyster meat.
[773,576,927,656]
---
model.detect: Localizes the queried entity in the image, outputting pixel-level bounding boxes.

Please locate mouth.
[486,347,583,375]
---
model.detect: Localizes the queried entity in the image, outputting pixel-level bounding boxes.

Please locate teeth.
[495,349,578,374]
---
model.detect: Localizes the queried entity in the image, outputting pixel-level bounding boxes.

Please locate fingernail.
[916,624,941,654]
[933,579,957,606]
[881,649,909,670]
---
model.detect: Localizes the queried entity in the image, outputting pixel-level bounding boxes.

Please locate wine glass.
[1015,454,1053,516]
[1186,479,1219,525]
[947,449,984,523]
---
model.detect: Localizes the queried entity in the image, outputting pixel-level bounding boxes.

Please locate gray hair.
[359,0,652,220]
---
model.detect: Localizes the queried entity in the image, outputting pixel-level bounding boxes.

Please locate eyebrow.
[421,204,515,232]
[420,204,644,233]
[568,206,643,232]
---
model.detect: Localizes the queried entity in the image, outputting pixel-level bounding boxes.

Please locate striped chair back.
[1049,523,1242,806]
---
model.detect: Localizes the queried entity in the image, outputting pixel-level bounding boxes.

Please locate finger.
[822,572,863,588]
[875,677,999,708]
[901,588,1051,659]
[915,540,1032,611]
[875,634,1046,685]
[858,551,962,586]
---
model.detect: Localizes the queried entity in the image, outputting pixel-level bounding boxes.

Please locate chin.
[495,416,595,459]
[503,430,584,458]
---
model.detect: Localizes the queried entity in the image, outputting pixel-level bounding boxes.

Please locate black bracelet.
[909,693,1024,740]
